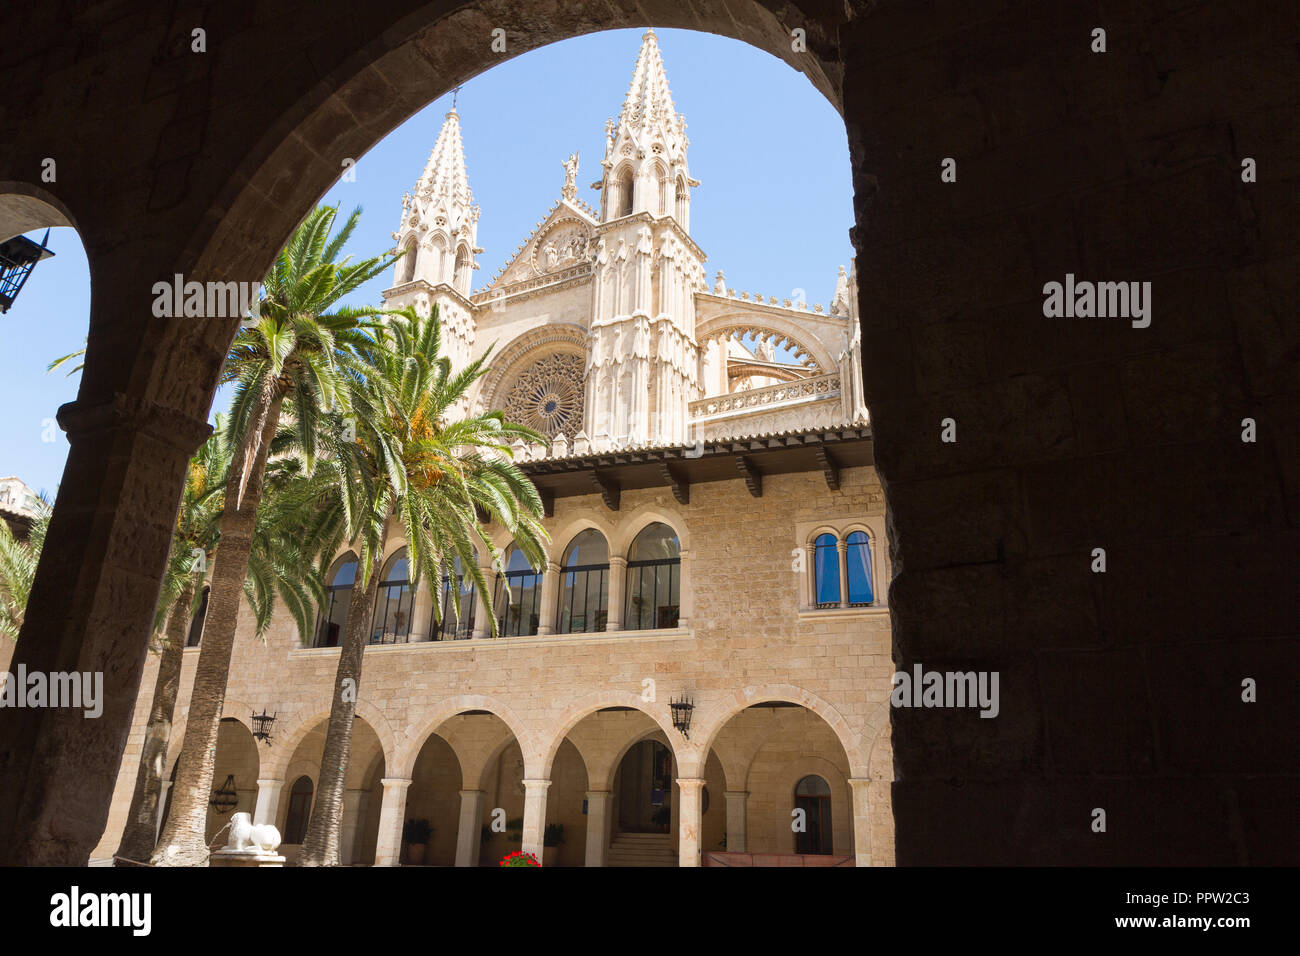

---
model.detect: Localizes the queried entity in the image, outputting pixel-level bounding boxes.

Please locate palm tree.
[0,505,50,641]
[47,342,86,377]
[297,305,548,866]
[152,205,395,866]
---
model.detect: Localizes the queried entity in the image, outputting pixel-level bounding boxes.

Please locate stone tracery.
[502,352,586,438]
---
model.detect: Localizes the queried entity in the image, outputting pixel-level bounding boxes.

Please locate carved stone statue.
[830,264,850,316]
[755,337,776,362]
[714,270,726,295]
[562,152,579,201]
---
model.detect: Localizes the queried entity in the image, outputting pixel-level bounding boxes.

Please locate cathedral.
[93,29,896,867]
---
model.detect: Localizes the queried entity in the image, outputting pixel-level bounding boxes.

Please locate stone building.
[87,30,893,867]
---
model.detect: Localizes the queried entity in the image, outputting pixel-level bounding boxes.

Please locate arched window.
[557,530,609,634]
[315,554,357,647]
[454,244,471,293]
[283,776,314,845]
[432,553,476,641]
[813,533,840,607]
[846,531,874,606]
[675,175,688,225]
[371,549,413,644]
[186,586,210,647]
[625,522,680,630]
[656,167,669,216]
[400,237,418,284]
[428,234,446,285]
[794,775,832,855]
[615,167,634,218]
[494,545,542,637]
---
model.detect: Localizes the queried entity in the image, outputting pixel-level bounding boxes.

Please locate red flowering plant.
[499,850,541,867]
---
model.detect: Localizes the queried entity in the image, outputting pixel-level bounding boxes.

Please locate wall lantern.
[0,230,55,314]
[251,709,277,745]
[670,695,695,739]
[209,775,238,814]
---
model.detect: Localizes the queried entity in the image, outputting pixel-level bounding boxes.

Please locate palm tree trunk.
[152,382,283,866]
[298,519,391,866]
[113,576,197,866]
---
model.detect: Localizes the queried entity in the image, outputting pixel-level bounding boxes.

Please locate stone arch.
[539,690,682,782]
[609,504,690,559]
[477,323,589,415]
[695,312,840,374]
[395,695,540,779]
[398,234,418,284]
[694,684,869,779]
[0,182,78,242]
[263,695,398,781]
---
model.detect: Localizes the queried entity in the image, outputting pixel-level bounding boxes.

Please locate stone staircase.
[607,831,676,867]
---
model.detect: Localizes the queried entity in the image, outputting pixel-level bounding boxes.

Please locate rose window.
[502,352,585,438]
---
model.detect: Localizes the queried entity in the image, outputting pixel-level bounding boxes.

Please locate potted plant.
[403,818,432,865]
[543,823,564,867]
[499,850,540,867]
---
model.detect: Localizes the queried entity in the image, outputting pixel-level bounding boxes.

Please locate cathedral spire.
[415,109,474,209]
[616,29,685,143]
[599,30,695,228]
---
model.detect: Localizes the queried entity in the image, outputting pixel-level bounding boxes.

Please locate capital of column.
[723,790,749,799]
[545,560,561,575]
[584,789,612,800]
[609,555,628,569]
[847,777,872,793]
[381,777,413,791]
[522,778,552,793]
[57,393,213,455]
[458,789,486,798]
[675,777,707,792]
[256,778,284,788]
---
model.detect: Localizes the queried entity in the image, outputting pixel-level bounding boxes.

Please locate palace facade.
[89,30,894,867]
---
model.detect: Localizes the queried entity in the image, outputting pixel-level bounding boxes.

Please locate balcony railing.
[688,372,840,421]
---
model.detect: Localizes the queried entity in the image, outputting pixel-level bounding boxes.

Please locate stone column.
[252,778,283,827]
[606,556,627,631]
[848,777,873,866]
[521,778,551,863]
[340,788,367,864]
[471,562,496,639]
[373,777,412,867]
[537,560,561,635]
[724,790,748,852]
[584,790,612,867]
[0,393,212,865]
[455,789,485,867]
[837,538,850,608]
[677,548,691,628]
[676,777,706,867]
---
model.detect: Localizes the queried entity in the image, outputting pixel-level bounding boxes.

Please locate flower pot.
[407,842,427,865]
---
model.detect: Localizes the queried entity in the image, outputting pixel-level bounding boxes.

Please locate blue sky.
[0,28,853,497]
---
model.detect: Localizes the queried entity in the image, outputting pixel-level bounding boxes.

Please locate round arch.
[477,323,589,415]
[695,312,840,374]
[263,695,399,781]
[394,694,540,779]
[693,684,870,779]
[539,689,683,781]
[608,504,689,559]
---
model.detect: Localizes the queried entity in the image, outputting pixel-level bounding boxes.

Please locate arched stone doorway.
[273,716,386,865]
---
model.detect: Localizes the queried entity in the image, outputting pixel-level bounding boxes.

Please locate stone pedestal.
[210,849,285,867]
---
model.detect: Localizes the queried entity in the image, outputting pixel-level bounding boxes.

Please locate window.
[283,776,314,845]
[846,531,873,606]
[495,545,542,637]
[315,555,357,647]
[429,234,446,284]
[794,775,832,855]
[557,530,609,634]
[185,586,210,647]
[454,244,472,293]
[626,522,680,630]
[432,554,476,641]
[656,167,668,215]
[675,176,688,224]
[813,533,840,607]
[400,237,417,284]
[371,549,413,644]
[615,167,634,218]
